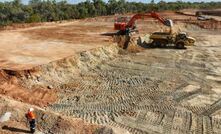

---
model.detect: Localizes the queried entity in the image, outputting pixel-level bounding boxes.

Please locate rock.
[47,85,53,89]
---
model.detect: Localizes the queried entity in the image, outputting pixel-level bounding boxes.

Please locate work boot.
[30,128,35,133]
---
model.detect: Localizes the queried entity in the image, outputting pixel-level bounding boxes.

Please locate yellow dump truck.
[149,32,195,49]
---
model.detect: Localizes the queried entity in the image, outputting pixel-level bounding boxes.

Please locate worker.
[25,108,36,133]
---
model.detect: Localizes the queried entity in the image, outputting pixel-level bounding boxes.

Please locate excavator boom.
[114,12,173,35]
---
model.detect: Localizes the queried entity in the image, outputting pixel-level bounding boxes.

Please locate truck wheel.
[176,42,185,49]
[160,41,167,48]
[152,41,161,48]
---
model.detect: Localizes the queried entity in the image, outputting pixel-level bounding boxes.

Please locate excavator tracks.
[48,38,221,134]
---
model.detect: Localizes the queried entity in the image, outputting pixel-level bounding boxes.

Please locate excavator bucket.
[164,19,173,27]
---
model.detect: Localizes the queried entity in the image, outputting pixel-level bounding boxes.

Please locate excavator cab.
[114,16,130,31]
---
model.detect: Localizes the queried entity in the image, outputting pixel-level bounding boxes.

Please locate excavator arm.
[114,12,173,35]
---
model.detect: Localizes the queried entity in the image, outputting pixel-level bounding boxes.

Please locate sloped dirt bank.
[12,44,119,89]
[0,44,124,134]
[187,19,221,29]
[0,95,111,134]
[0,70,57,107]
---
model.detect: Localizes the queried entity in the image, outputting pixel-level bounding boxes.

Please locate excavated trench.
[1,24,221,134]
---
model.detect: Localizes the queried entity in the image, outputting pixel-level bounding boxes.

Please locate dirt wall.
[2,45,119,89]
[196,10,221,16]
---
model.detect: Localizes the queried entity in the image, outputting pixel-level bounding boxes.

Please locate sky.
[0,0,220,4]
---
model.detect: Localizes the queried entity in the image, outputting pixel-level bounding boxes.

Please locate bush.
[26,14,41,23]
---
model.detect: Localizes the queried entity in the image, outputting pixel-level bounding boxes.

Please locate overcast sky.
[0,0,220,4]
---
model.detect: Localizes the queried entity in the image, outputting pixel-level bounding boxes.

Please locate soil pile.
[113,35,143,53]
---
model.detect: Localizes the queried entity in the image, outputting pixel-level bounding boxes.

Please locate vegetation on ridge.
[0,0,221,26]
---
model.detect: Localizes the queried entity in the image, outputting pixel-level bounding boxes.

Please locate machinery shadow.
[100,32,118,36]
[2,125,31,133]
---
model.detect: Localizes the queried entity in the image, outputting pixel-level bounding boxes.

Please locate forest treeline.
[0,0,221,26]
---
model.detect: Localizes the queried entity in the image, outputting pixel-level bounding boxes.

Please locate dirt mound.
[113,35,143,53]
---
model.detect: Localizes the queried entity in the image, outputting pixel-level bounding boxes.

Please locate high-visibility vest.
[26,112,36,120]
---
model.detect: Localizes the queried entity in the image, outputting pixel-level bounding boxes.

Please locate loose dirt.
[0,11,221,134]
[9,25,221,134]
[0,95,105,134]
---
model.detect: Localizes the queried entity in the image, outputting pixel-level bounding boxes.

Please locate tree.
[27,13,41,22]
[158,1,168,11]
[93,0,106,16]
[77,6,88,18]
[0,0,221,26]
[107,0,118,14]
[29,0,41,5]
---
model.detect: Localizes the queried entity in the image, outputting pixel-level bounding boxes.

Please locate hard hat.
[29,108,34,112]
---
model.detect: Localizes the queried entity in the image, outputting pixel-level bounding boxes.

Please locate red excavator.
[114,12,173,35]
[113,12,195,49]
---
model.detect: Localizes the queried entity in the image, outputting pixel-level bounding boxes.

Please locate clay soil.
[0,10,221,134]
